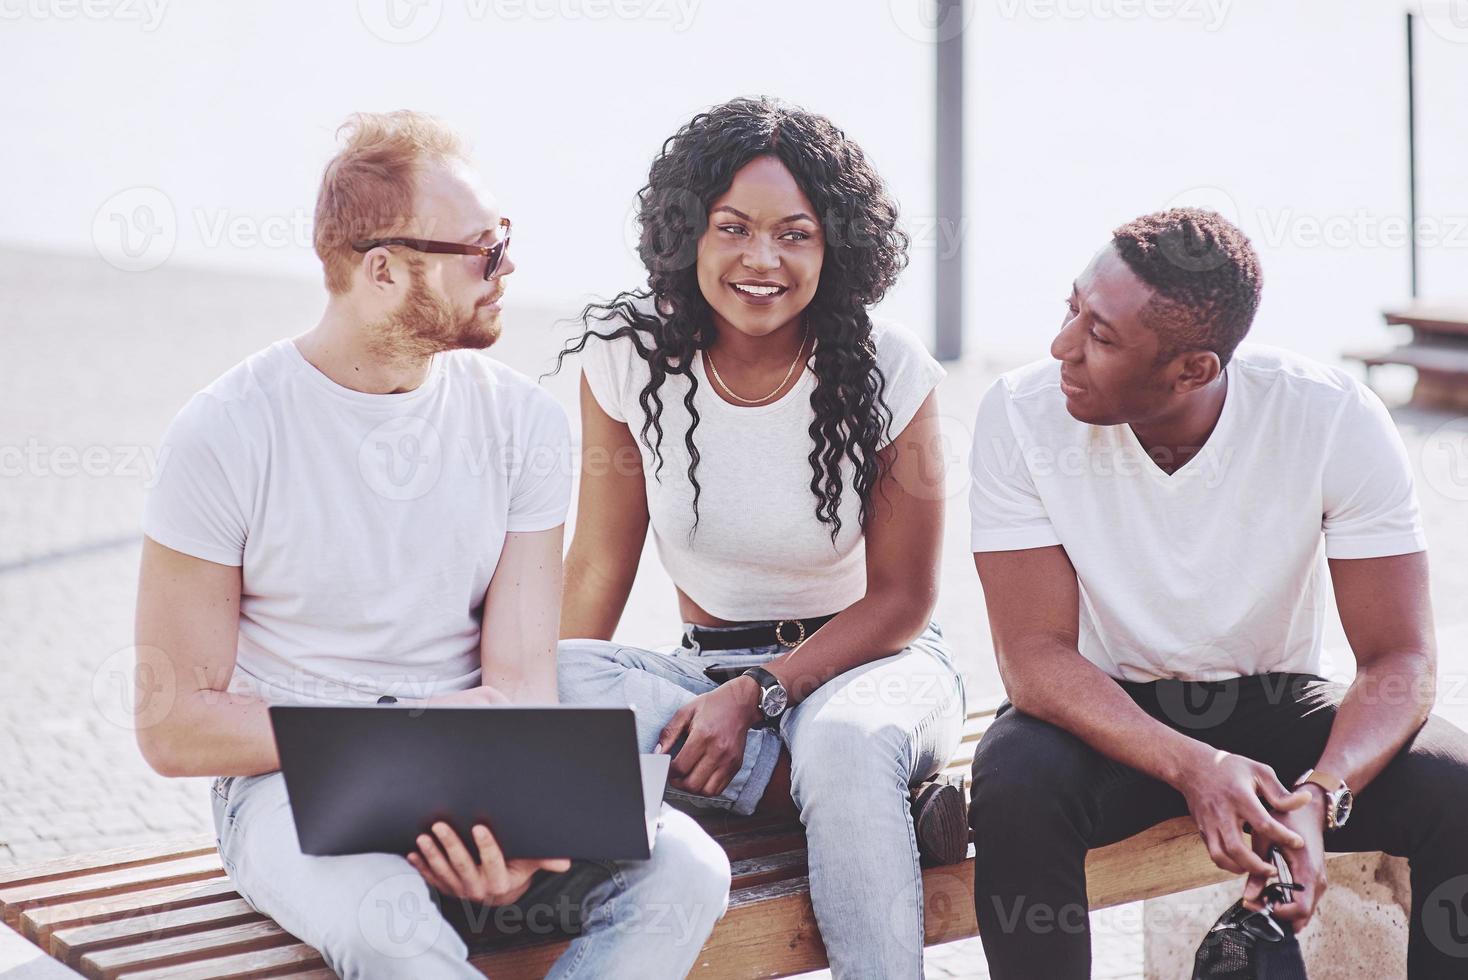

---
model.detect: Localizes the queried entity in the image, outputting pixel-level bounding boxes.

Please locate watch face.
[761,685,788,718]
[1332,789,1354,828]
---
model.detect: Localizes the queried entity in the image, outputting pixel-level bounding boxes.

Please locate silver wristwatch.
[742,666,789,729]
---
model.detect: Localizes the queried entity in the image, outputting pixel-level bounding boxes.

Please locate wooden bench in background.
[0,709,1361,979]
[1346,302,1468,412]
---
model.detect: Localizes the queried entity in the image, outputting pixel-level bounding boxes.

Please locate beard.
[367,259,501,360]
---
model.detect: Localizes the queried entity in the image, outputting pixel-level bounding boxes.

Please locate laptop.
[269,705,669,861]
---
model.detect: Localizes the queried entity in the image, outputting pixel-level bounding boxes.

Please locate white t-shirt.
[582,305,945,622]
[143,338,572,705]
[968,345,1426,682]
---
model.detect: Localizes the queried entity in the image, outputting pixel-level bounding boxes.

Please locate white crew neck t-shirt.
[143,338,572,705]
[581,305,945,622]
[969,345,1426,683]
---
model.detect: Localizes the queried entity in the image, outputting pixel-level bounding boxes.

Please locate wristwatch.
[1294,769,1353,830]
[741,667,789,729]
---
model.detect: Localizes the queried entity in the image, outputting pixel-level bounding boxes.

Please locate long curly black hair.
[552,97,910,544]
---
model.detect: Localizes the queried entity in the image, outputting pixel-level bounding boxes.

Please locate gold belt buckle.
[774,619,806,648]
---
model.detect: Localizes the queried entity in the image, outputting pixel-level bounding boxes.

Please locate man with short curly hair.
[967,209,1468,978]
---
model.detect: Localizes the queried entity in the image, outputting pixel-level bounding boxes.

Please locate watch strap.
[742,666,780,693]
[1295,769,1347,795]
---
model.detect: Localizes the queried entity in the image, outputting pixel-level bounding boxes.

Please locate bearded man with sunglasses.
[134,110,730,979]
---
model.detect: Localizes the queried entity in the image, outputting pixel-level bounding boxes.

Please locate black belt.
[682,614,838,652]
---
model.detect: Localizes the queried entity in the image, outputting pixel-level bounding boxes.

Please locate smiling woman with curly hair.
[553,97,967,978]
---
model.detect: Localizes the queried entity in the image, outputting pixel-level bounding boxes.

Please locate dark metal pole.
[1407,9,1419,299]
[934,0,964,361]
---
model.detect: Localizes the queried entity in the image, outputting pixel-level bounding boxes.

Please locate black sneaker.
[910,777,968,866]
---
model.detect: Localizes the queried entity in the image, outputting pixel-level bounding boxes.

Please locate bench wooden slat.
[80,919,299,980]
[114,941,327,979]
[0,855,223,930]
[0,837,216,890]
[729,849,807,891]
[1345,344,1468,374]
[52,898,263,968]
[23,878,238,948]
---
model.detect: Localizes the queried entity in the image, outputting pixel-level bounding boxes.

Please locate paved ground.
[3,247,1465,978]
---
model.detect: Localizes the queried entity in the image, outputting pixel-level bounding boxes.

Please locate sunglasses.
[352,217,512,281]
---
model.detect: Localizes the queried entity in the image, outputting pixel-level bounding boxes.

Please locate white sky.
[4,0,1467,362]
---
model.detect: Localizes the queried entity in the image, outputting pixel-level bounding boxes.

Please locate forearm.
[1314,649,1435,793]
[1006,641,1210,789]
[559,547,633,641]
[138,690,280,778]
[763,589,933,706]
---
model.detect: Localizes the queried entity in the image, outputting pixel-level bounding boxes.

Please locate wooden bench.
[0,709,1343,979]
[1345,301,1468,412]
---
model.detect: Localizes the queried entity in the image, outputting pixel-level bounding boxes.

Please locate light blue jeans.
[210,771,730,979]
[557,620,966,980]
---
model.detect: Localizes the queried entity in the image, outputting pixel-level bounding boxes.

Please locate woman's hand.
[656,677,763,797]
[407,821,570,906]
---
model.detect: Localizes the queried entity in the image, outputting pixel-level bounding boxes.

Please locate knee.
[788,715,910,812]
[645,810,732,934]
[968,711,1094,835]
[316,868,467,979]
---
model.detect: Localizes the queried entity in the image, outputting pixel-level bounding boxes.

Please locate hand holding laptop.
[408,820,570,906]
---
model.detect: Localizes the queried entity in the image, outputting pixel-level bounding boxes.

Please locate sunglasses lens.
[483,241,505,280]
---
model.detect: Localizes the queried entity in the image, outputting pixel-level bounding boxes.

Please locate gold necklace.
[705,321,810,405]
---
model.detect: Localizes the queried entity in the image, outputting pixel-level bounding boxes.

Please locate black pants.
[969,673,1468,979]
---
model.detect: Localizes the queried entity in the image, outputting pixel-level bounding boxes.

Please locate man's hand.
[655,677,762,797]
[407,821,570,906]
[1244,790,1329,932]
[1175,746,1313,877]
